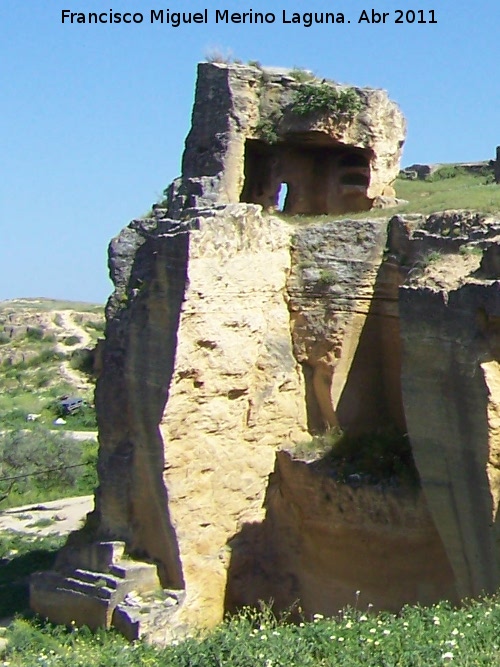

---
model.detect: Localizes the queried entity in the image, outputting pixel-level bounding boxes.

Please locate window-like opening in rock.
[339,153,370,168]
[340,173,370,186]
[277,183,289,211]
[240,137,373,215]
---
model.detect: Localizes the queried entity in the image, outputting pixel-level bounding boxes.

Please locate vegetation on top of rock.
[289,67,316,83]
[255,114,281,144]
[426,163,495,183]
[274,170,500,225]
[292,82,362,121]
[204,46,235,64]
[292,428,419,487]
[394,170,500,215]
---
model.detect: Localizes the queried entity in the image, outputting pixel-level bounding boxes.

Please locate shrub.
[25,327,44,341]
[204,47,234,64]
[63,335,81,346]
[69,348,94,375]
[416,250,442,269]
[459,244,483,256]
[86,319,105,333]
[64,404,97,431]
[0,428,81,494]
[256,116,280,144]
[0,428,97,507]
[290,67,316,83]
[292,83,362,121]
[326,429,418,485]
[76,439,99,494]
[317,268,338,286]
[13,348,66,370]
[34,368,52,388]
[426,165,467,181]
[292,428,418,486]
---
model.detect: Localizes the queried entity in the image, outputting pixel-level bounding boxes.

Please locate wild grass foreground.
[3,596,500,666]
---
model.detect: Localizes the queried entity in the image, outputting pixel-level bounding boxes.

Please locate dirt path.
[0,495,94,536]
[54,310,92,351]
[53,310,93,391]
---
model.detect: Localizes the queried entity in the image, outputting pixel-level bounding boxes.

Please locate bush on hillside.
[0,428,98,506]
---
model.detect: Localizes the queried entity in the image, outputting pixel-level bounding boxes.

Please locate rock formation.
[31,63,500,642]
[167,62,406,215]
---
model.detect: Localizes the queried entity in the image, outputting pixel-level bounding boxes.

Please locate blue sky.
[2,0,500,303]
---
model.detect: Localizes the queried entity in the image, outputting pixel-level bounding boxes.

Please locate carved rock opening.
[240,134,373,215]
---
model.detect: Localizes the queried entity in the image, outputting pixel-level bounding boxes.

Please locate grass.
[0,532,65,618]
[279,172,500,227]
[290,67,316,83]
[317,268,338,286]
[27,517,56,529]
[291,428,418,486]
[0,378,95,431]
[0,428,98,509]
[0,306,100,431]
[393,172,500,216]
[0,298,102,314]
[4,596,500,665]
[415,249,443,269]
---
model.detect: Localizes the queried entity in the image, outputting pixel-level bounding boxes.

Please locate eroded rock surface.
[33,61,500,642]
[225,451,456,616]
[392,212,500,599]
[168,62,405,216]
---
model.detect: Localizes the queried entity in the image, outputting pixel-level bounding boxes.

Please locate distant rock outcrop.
[33,64,500,642]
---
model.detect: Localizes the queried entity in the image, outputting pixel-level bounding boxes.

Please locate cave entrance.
[240,134,373,215]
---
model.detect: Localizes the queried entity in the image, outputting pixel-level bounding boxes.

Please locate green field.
[2,589,500,666]
[282,169,500,226]
[393,169,500,216]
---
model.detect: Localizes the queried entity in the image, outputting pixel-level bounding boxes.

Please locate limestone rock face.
[286,218,404,435]
[392,212,500,599]
[34,203,500,638]
[158,204,308,626]
[169,62,405,216]
[225,451,456,615]
[35,62,500,641]
[76,204,456,633]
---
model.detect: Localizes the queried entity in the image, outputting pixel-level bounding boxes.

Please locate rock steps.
[30,541,184,640]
